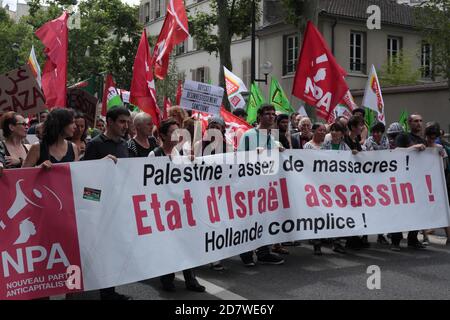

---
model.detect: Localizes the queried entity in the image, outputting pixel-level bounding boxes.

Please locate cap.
[387,122,404,135]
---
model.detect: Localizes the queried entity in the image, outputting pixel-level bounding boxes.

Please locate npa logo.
[304,53,333,113]
[0,165,82,299]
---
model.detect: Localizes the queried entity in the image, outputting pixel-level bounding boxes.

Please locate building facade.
[140,0,449,128]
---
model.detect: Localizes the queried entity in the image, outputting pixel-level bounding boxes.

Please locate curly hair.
[42,109,75,146]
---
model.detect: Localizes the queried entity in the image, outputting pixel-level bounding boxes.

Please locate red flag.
[130,30,161,127]
[35,11,69,108]
[292,21,348,122]
[101,74,116,117]
[175,80,183,105]
[220,107,252,149]
[153,0,189,80]
[163,97,172,120]
[192,107,252,150]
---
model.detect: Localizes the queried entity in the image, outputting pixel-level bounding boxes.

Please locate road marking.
[175,273,247,300]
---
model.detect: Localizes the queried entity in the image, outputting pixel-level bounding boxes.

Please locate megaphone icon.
[7,179,44,219]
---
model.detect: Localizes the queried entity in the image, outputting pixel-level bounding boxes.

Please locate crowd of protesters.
[0,103,449,299]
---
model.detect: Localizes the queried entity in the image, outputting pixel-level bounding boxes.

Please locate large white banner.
[0,149,448,299]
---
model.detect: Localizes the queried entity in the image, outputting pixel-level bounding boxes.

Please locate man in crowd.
[238,104,285,266]
[276,114,290,149]
[232,108,248,122]
[405,113,427,249]
[83,106,132,300]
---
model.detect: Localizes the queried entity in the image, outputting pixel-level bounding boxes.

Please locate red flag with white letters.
[292,21,348,122]
[152,0,189,80]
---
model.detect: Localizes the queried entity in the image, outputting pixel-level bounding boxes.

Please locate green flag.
[399,110,409,132]
[107,88,123,109]
[130,103,140,112]
[246,83,266,125]
[365,108,376,135]
[269,77,295,114]
[69,75,101,98]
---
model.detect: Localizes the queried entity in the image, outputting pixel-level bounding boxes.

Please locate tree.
[155,58,182,106]
[0,8,36,73]
[380,51,420,86]
[188,0,261,105]
[282,0,319,32]
[415,0,450,83]
[1,0,143,89]
[73,0,142,88]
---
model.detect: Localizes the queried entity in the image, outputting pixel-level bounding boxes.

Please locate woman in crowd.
[149,118,205,292]
[168,106,188,128]
[0,112,30,170]
[320,122,349,254]
[23,109,79,168]
[423,122,450,245]
[344,115,365,154]
[322,122,350,151]
[69,111,88,159]
[304,123,327,150]
[128,112,159,157]
[363,122,391,245]
[364,122,390,151]
[303,123,327,255]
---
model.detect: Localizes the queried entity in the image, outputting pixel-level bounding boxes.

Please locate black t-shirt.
[128,137,158,158]
[83,134,129,160]
[408,133,426,145]
[37,141,75,165]
[344,135,362,151]
[278,131,290,149]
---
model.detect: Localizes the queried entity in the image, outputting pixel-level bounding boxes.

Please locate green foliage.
[0,0,142,89]
[281,0,318,30]
[414,0,450,80]
[155,58,182,106]
[380,52,420,86]
[188,0,260,58]
[69,0,142,88]
[0,8,36,72]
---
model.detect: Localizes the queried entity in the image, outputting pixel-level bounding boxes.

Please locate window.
[421,42,432,78]
[175,40,187,55]
[154,0,161,19]
[350,31,366,73]
[144,2,150,23]
[242,58,251,89]
[192,38,198,51]
[283,34,299,75]
[192,67,210,83]
[387,36,402,66]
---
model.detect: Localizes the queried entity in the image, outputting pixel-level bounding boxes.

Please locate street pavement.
[57,232,450,300]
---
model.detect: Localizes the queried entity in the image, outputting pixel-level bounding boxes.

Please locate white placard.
[180,80,224,115]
